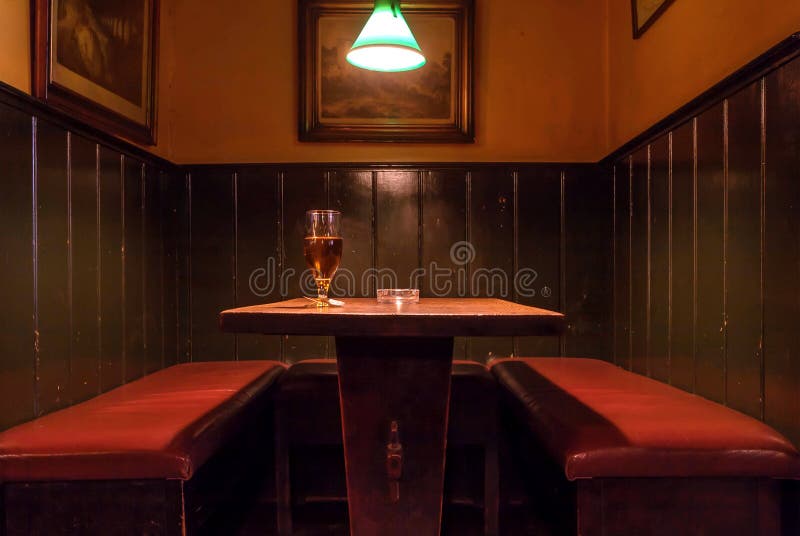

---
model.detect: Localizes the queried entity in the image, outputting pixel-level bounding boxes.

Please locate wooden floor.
[202,501,543,535]
[198,442,542,534]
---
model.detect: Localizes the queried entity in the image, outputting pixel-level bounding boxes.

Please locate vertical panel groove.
[723,99,730,406]
[233,171,239,361]
[416,169,425,355]
[559,170,566,358]
[612,164,617,365]
[464,170,471,358]
[691,118,698,393]
[31,117,40,417]
[140,163,146,378]
[277,170,285,362]
[159,172,166,369]
[628,156,633,371]
[66,132,73,404]
[417,171,424,283]
[324,171,331,358]
[370,170,377,286]
[646,144,652,377]
[512,170,519,357]
[187,171,193,362]
[95,144,102,394]
[759,76,767,421]
[121,156,127,380]
[667,132,674,384]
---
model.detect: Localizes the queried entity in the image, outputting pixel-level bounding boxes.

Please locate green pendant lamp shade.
[346,0,426,72]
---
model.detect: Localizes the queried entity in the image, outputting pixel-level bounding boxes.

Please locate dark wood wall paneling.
[517,168,562,357]
[0,95,186,431]
[0,105,34,429]
[564,167,613,359]
[186,164,612,365]
[611,52,800,445]
[764,58,800,442]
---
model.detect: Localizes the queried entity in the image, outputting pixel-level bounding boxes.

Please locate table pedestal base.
[335,336,454,536]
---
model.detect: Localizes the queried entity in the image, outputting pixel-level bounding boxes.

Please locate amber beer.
[304,236,343,285]
[304,210,343,303]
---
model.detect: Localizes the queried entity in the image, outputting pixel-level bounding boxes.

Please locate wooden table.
[220,298,564,535]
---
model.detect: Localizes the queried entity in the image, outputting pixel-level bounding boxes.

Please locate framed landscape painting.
[299,0,474,143]
[631,0,676,38]
[33,0,158,144]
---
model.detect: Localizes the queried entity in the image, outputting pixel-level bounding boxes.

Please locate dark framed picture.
[299,0,474,143]
[631,0,676,38]
[32,0,158,145]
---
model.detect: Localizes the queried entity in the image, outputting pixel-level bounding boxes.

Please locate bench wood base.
[4,480,186,536]
[502,418,791,536]
[575,478,781,536]
[2,408,274,535]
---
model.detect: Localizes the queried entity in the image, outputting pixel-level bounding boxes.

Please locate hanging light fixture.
[346,0,426,72]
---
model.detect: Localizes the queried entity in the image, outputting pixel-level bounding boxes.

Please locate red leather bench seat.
[0,361,286,482]
[490,358,800,480]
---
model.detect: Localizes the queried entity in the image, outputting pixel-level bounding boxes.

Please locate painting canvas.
[33,0,158,144]
[319,15,454,124]
[300,0,474,143]
[631,0,676,38]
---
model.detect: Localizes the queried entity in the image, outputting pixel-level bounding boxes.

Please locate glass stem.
[317,279,330,305]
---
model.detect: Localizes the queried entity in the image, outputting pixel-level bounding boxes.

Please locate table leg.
[335,336,454,536]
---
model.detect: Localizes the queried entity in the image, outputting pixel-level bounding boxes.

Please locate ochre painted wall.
[608,0,800,153]
[0,0,31,94]
[164,0,608,164]
[3,1,800,163]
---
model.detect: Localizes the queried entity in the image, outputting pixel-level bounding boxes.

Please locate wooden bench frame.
[498,396,799,536]
[2,409,274,536]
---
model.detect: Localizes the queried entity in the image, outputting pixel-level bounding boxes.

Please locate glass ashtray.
[376,288,420,304]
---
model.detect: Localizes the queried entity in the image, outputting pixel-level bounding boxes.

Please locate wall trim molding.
[2,31,798,174]
[184,162,599,172]
[601,32,800,166]
[0,81,176,171]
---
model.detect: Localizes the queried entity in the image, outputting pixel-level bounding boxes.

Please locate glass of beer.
[304,210,343,305]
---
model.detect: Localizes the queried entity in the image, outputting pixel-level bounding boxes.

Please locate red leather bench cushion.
[0,361,286,482]
[491,358,800,480]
